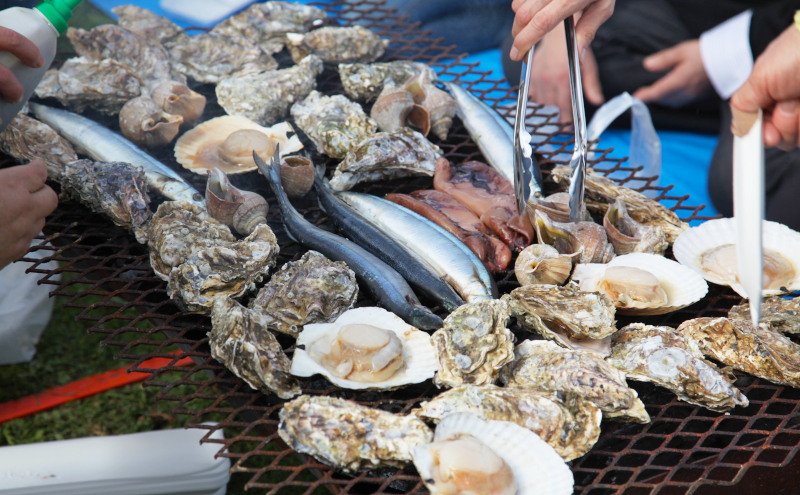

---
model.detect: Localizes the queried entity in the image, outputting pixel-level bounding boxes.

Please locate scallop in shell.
[286,26,385,65]
[329,128,441,191]
[370,83,430,135]
[205,168,268,235]
[533,210,615,264]
[729,295,800,334]
[249,250,358,337]
[112,5,184,44]
[0,114,77,180]
[501,340,650,423]
[604,198,668,255]
[150,81,206,126]
[515,244,577,286]
[571,253,708,315]
[119,96,183,147]
[411,413,574,495]
[290,307,438,390]
[339,60,433,102]
[290,90,377,159]
[526,192,591,224]
[209,296,301,399]
[167,32,278,84]
[431,300,515,388]
[403,69,456,140]
[608,323,748,412]
[412,385,602,461]
[174,115,303,175]
[673,217,800,297]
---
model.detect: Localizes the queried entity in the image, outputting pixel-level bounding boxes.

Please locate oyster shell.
[119,96,183,147]
[729,295,800,334]
[286,26,385,65]
[533,210,615,264]
[608,323,748,412]
[290,307,438,389]
[249,250,358,337]
[167,32,278,84]
[146,200,236,281]
[527,192,591,224]
[339,60,432,103]
[678,317,800,388]
[290,90,377,159]
[551,165,688,243]
[278,395,433,472]
[0,114,77,180]
[330,128,441,191]
[515,244,576,286]
[34,57,143,115]
[501,340,650,423]
[174,115,303,175]
[431,300,515,388]
[370,84,429,136]
[167,223,279,314]
[412,385,602,461]
[216,54,323,126]
[150,81,206,126]
[211,1,326,54]
[209,296,301,399]
[205,168,268,235]
[502,282,617,357]
[112,5,184,44]
[604,198,668,255]
[403,69,456,140]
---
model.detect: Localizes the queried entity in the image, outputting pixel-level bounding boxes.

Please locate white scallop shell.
[412,412,574,495]
[673,218,800,297]
[572,253,708,315]
[290,307,438,390]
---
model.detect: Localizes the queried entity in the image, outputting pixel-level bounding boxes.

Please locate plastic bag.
[587,92,662,198]
[0,239,60,365]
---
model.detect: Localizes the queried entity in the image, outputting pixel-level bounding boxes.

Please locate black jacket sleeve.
[750,0,800,57]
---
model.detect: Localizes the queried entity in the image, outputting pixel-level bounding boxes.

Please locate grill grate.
[15,1,800,493]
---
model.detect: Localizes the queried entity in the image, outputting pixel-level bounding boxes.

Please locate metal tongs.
[512,48,536,216]
[565,15,588,223]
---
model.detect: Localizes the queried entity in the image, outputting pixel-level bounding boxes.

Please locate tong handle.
[564,15,587,152]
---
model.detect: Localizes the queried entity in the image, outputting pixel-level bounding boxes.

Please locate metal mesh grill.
[16,1,798,493]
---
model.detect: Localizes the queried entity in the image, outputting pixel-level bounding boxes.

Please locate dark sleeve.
[750,0,800,57]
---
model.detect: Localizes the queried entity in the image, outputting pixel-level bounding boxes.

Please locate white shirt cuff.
[699,10,754,100]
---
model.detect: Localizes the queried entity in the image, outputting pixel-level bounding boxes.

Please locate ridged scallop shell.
[174,115,303,175]
[673,217,800,297]
[572,253,708,315]
[412,413,574,495]
[290,307,438,390]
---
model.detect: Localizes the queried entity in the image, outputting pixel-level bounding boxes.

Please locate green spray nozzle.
[36,0,82,34]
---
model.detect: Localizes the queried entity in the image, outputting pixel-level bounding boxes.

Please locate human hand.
[632,40,710,108]
[0,26,44,104]
[731,25,800,149]
[528,24,604,123]
[0,160,58,269]
[510,0,615,62]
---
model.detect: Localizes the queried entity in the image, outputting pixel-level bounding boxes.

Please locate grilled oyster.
[330,128,441,191]
[431,300,515,388]
[209,296,301,399]
[216,54,323,126]
[279,395,433,472]
[290,90,377,159]
[515,244,576,286]
[146,201,236,281]
[502,283,617,356]
[167,223,279,314]
[0,114,77,180]
[729,295,800,334]
[339,60,433,102]
[249,250,358,337]
[211,1,326,54]
[678,317,800,388]
[551,166,688,243]
[608,323,748,411]
[604,199,668,255]
[287,26,385,65]
[533,210,615,264]
[527,192,591,224]
[112,5,184,44]
[34,57,143,115]
[167,32,278,84]
[412,385,601,461]
[501,340,649,423]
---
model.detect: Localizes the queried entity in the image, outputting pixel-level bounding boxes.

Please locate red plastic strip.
[0,355,194,424]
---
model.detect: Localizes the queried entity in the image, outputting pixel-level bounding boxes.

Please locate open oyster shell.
[209,296,301,399]
[330,128,441,191]
[533,210,615,264]
[112,5,184,44]
[501,340,650,423]
[291,90,377,159]
[0,114,77,180]
[604,198,668,255]
[678,317,800,388]
[167,224,279,314]
[249,250,358,337]
[431,300,515,388]
[729,295,800,334]
[339,60,433,102]
[609,323,748,412]
[287,26,385,65]
[279,395,433,472]
[216,54,323,126]
[551,166,688,243]
[167,32,278,84]
[290,307,438,390]
[673,217,800,297]
[412,384,602,461]
[502,282,617,357]
[572,253,708,316]
[515,244,577,286]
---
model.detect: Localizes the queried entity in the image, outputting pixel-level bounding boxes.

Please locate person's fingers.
[769,99,800,149]
[0,26,43,69]
[19,159,48,193]
[0,62,25,104]
[511,0,583,60]
[642,44,684,73]
[730,78,774,136]
[512,0,549,37]
[30,183,58,218]
[581,48,604,105]
[632,69,682,103]
[574,0,614,58]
